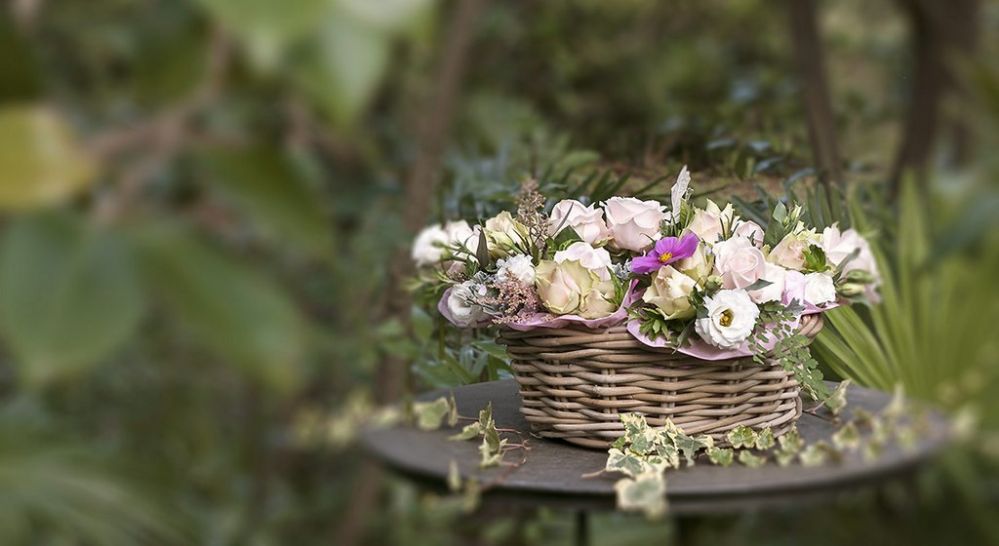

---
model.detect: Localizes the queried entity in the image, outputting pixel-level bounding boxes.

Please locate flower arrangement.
[411,169,880,400]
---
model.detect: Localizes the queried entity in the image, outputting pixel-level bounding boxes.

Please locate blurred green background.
[0,0,997,544]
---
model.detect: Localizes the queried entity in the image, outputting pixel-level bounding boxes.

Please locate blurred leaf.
[412,396,450,430]
[337,0,434,32]
[0,13,42,101]
[0,213,144,386]
[0,105,97,211]
[200,147,333,257]
[134,224,306,393]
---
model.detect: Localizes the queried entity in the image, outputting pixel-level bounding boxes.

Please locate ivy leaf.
[738,450,767,468]
[447,460,461,492]
[478,402,495,429]
[726,426,757,449]
[449,422,483,441]
[606,448,649,478]
[479,435,506,468]
[447,392,459,428]
[775,427,804,467]
[707,447,734,467]
[832,421,861,451]
[412,397,451,431]
[673,433,709,467]
[614,473,667,519]
[825,380,851,416]
[652,441,681,470]
[754,428,775,450]
[800,441,836,467]
[620,413,649,437]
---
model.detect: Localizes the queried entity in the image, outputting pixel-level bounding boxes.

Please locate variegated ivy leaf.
[621,413,650,437]
[707,446,734,467]
[630,428,658,456]
[413,397,452,431]
[479,435,507,468]
[800,441,838,467]
[449,421,483,441]
[614,473,667,519]
[478,402,494,428]
[606,448,650,478]
[673,433,710,467]
[825,380,851,416]
[775,427,803,467]
[447,460,461,492]
[447,392,459,427]
[653,441,681,470]
[884,385,908,420]
[754,427,775,450]
[862,438,884,462]
[726,426,757,449]
[832,421,861,451]
[737,450,766,468]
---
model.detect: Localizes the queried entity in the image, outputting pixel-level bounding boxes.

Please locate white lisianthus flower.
[748,263,786,304]
[549,200,612,245]
[495,254,536,285]
[642,265,696,319]
[687,200,737,244]
[603,197,667,252]
[554,241,614,281]
[713,237,766,290]
[411,224,448,266]
[695,289,760,349]
[803,272,837,306]
[768,230,818,270]
[446,281,488,327]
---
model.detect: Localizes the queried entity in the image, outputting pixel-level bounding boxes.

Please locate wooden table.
[362,380,949,544]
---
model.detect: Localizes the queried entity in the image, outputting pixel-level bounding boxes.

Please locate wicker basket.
[497,314,824,449]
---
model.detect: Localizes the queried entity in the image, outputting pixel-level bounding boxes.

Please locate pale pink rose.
[820,224,880,282]
[713,237,766,290]
[687,200,736,244]
[549,200,611,245]
[748,263,786,304]
[554,242,613,281]
[768,231,816,271]
[603,197,667,252]
[733,220,765,247]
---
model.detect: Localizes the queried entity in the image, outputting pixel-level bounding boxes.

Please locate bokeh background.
[0,0,997,544]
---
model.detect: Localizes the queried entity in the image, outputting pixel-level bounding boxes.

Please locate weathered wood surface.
[361,380,949,514]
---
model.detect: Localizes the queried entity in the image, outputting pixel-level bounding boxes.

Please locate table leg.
[574,511,589,546]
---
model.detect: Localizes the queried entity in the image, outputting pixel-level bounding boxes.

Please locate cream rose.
[642,265,696,319]
[554,242,613,280]
[549,200,611,245]
[674,239,713,283]
[483,211,528,257]
[687,200,736,244]
[768,230,818,270]
[713,237,766,290]
[411,224,449,266]
[695,289,760,349]
[535,259,616,318]
[603,197,667,252]
[733,220,765,247]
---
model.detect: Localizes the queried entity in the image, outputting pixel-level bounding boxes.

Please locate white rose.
[554,241,613,281]
[535,259,615,318]
[687,200,736,244]
[768,230,818,270]
[642,265,696,319]
[495,254,535,285]
[483,211,528,257]
[411,224,448,266]
[446,281,488,327]
[820,224,880,282]
[603,197,667,252]
[733,220,765,247]
[549,200,612,245]
[695,289,760,349]
[444,220,480,255]
[748,262,786,304]
[713,237,766,290]
[803,272,837,306]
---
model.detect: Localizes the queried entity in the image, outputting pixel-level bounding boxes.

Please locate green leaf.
[133,223,306,393]
[799,441,836,467]
[0,213,144,386]
[447,460,461,492]
[737,450,766,468]
[199,147,333,257]
[614,473,667,519]
[775,427,804,467]
[754,427,775,450]
[0,105,97,211]
[825,380,851,415]
[606,448,649,478]
[726,426,757,449]
[831,421,861,451]
[707,447,734,467]
[412,397,450,431]
[448,421,483,441]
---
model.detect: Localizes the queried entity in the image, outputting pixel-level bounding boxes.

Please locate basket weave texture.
[497,315,824,449]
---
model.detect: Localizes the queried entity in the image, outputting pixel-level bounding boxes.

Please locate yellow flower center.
[719,309,734,327]
[658,252,673,264]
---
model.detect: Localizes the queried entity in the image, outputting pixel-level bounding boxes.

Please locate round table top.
[361,380,950,514]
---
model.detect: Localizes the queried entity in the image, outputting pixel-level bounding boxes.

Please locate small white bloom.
[695,289,760,349]
[549,200,612,245]
[803,272,837,306]
[446,281,488,327]
[554,241,613,280]
[411,224,448,266]
[496,254,536,285]
[670,165,691,216]
[603,197,667,252]
[444,220,480,254]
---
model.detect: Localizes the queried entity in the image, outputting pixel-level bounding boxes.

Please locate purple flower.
[630,233,700,274]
